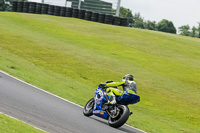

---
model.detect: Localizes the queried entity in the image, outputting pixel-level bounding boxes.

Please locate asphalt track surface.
[0,71,145,133]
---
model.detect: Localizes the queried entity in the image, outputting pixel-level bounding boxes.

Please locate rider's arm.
[105,80,125,87]
[132,81,137,94]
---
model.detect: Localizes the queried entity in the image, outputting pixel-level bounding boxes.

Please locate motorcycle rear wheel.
[83,98,94,116]
[108,105,130,128]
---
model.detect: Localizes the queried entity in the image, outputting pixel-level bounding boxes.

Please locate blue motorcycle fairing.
[93,110,108,119]
[92,87,140,119]
[117,92,140,105]
[93,87,109,119]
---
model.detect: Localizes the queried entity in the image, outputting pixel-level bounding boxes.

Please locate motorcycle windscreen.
[117,93,140,105]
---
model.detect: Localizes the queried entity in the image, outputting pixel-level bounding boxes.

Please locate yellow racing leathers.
[105,79,137,104]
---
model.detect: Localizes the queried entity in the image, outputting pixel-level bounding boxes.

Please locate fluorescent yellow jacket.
[105,79,137,94]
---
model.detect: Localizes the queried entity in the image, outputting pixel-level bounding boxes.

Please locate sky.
[31,0,200,30]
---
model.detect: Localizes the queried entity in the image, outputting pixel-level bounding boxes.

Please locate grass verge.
[0,113,45,133]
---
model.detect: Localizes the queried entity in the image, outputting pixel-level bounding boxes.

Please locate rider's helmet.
[123,74,134,81]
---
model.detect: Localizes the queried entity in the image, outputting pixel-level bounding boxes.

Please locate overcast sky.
[31,0,200,29]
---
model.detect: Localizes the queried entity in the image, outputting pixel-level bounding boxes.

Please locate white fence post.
[116,0,121,16]
[78,0,81,9]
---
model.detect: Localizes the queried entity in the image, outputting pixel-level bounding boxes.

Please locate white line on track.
[0,70,147,133]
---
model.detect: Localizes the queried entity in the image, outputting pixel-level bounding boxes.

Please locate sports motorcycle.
[83,83,140,128]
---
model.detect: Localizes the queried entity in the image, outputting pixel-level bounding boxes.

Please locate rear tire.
[83,98,94,116]
[108,105,130,128]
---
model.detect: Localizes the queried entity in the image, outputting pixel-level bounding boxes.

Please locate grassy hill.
[0,12,199,133]
[0,113,45,133]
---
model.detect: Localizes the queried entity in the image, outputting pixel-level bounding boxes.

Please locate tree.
[0,0,27,11]
[132,13,144,29]
[178,25,191,36]
[144,20,157,30]
[119,7,134,27]
[0,0,7,11]
[190,26,199,37]
[178,22,200,38]
[119,8,145,28]
[197,22,200,38]
[157,19,176,34]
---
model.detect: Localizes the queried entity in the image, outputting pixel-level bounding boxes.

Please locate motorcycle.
[83,83,140,128]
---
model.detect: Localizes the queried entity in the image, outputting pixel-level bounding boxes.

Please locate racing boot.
[108,94,116,105]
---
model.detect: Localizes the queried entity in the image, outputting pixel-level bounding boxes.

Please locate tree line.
[119,7,176,34]
[178,24,200,38]
[120,7,200,38]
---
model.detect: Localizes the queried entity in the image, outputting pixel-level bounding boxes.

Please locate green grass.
[0,12,200,133]
[0,113,45,133]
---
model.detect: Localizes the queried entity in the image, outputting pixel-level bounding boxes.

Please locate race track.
[0,71,145,133]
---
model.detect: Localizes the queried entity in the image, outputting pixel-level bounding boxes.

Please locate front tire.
[83,98,94,116]
[108,105,130,128]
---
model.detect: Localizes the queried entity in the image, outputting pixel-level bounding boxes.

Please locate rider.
[99,74,137,104]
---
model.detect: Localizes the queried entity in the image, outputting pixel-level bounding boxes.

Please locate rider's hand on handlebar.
[98,83,106,89]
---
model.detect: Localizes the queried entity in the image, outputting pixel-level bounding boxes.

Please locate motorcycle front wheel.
[83,98,94,116]
[108,105,130,128]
